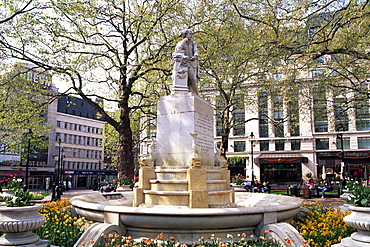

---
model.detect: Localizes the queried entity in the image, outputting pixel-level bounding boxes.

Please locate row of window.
[316,137,370,150]
[56,147,102,159]
[62,161,115,170]
[232,139,302,152]
[232,137,370,152]
[56,133,102,147]
[57,121,103,134]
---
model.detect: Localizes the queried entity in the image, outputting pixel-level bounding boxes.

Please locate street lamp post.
[250,132,255,182]
[337,123,346,189]
[23,129,33,192]
[51,138,62,201]
[60,150,65,194]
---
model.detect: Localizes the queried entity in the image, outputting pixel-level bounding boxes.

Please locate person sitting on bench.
[318,179,333,198]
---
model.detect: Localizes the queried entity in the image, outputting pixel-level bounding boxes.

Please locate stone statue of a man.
[173,29,199,94]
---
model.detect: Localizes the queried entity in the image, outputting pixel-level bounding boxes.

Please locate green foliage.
[350,186,370,207]
[345,180,359,191]
[235,177,244,185]
[119,176,131,186]
[30,192,50,200]
[1,174,32,207]
[227,156,245,165]
[0,63,52,155]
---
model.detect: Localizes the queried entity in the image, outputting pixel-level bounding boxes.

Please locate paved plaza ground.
[56,188,346,208]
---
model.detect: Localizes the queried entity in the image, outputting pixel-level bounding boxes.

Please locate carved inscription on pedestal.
[195,114,214,156]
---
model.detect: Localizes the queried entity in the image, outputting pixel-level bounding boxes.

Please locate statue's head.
[181,29,193,38]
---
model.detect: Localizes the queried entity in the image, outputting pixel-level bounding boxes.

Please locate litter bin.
[287,185,299,196]
[303,185,310,199]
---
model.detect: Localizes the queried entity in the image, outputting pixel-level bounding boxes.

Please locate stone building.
[218,80,370,185]
[0,64,115,189]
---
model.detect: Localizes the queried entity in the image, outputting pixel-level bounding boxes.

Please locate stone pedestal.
[133,167,155,207]
[333,206,370,246]
[188,167,208,208]
[156,93,214,167]
[133,90,234,208]
[0,205,46,246]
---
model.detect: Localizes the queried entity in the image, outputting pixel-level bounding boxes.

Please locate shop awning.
[256,153,308,164]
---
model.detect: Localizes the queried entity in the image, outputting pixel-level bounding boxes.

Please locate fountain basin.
[71,192,302,244]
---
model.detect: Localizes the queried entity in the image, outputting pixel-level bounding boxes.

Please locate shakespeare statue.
[172,29,199,95]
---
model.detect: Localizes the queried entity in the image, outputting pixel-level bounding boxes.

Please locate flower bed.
[33,199,92,247]
[89,233,283,247]
[289,201,356,247]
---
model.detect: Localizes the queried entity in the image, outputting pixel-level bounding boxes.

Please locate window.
[358,137,370,149]
[274,123,284,137]
[216,119,222,136]
[57,121,61,128]
[234,141,246,152]
[357,119,370,131]
[313,87,328,132]
[288,92,300,136]
[290,121,300,136]
[316,138,329,150]
[291,140,301,150]
[336,138,350,149]
[233,112,245,136]
[260,140,269,151]
[259,120,269,137]
[259,93,269,137]
[333,87,349,131]
[275,140,285,151]
[315,121,328,132]
[64,122,68,129]
[356,88,370,131]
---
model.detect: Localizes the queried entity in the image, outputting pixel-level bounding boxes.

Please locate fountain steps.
[149,179,230,191]
[143,190,233,195]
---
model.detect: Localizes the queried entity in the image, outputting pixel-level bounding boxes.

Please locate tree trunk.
[220,107,231,158]
[117,99,135,182]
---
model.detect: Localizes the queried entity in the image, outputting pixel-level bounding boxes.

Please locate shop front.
[0,165,55,190]
[317,151,370,181]
[64,170,117,189]
[255,153,308,182]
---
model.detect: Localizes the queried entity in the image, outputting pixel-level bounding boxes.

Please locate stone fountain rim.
[0,204,41,212]
[70,193,302,216]
[348,205,370,212]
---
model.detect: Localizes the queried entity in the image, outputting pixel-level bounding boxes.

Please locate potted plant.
[340,180,357,210]
[0,173,46,246]
[338,184,370,246]
[116,176,132,191]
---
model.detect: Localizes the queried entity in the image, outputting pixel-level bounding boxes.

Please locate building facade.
[55,95,114,189]
[0,72,115,190]
[220,85,370,184]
